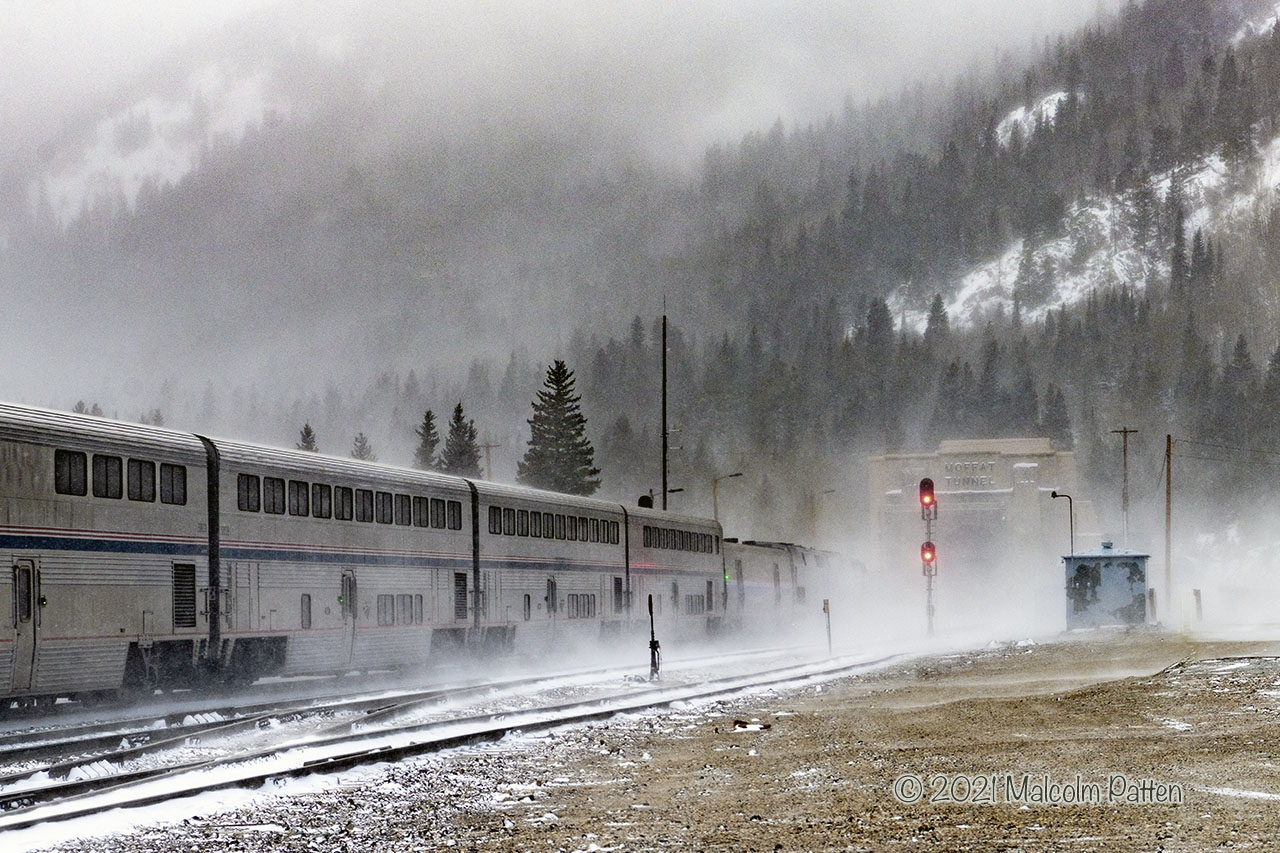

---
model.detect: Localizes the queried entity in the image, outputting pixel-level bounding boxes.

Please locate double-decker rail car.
[0,402,734,707]
[723,539,858,637]
[0,404,209,701]
[626,505,726,639]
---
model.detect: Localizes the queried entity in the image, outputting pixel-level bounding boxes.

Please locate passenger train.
[0,402,850,708]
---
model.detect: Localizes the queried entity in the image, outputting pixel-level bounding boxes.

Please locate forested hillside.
[14,0,1280,552]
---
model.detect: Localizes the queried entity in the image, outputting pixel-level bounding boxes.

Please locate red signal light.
[921,541,936,564]
[919,478,935,506]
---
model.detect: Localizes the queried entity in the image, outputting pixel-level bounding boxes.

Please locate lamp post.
[712,472,742,523]
[1050,490,1074,557]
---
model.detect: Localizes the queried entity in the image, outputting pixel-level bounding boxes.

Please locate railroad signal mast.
[919,478,938,635]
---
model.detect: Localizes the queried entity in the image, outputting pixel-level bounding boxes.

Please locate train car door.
[340,570,357,663]
[11,559,38,691]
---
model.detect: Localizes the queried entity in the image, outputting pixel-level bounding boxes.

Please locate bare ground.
[43,630,1280,852]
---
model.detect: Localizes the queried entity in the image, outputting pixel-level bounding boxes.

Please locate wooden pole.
[1165,434,1172,616]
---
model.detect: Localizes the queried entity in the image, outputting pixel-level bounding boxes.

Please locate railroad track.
[0,642,807,773]
[0,650,903,833]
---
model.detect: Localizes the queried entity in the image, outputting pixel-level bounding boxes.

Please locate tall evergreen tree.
[517,360,601,495]
[297,423,319,452]
[351,432,377,461]
[438,402,483,478]
[412,409,440,470]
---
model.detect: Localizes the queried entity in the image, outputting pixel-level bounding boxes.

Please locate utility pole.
[1111,427,1138,548]
[1165,434,1173,617]
[478,441,500,481]
[661,312,668,511]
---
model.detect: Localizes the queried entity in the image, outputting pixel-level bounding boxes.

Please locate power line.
[1175,437,1280,459]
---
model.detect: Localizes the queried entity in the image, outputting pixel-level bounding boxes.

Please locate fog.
[0,0,1124,418]
[2,1,1119,170]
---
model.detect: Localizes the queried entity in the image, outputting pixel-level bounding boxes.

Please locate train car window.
[715,535,720,554]
[172,564,197,628]
[237,473,261,512]
[431,498,446,529]
[517,509,529,536]
[554,514,566,539]
[523,594,531,621]
[578,517,588,541]
[566,514,577,541]
[530,511,542,538]
[395,494,411,526]
[397,593,413,624]
[546,578,557,613]
[128,459,156,502]
[613,577,624,613]
[263,477,286,514]
[55,449,88,496]
[300,594,312,629]
[312,483,333,519]
[671,581,679,611]
[375,491,393,524]
[643,526,652,548]
[611,521,620,544]
[590,518,599,542]
[288,480,309,516]
[706,579,714,612]
[335,486,354,520]
[412,496,429,527]
[160,463,186,505]
[92,454,123,499]
[377,594,395,626]
[502,507,515,536]
[447,499,462,530]
[489,506,502,534]
[355,489,373,522]
[414,594,423,624]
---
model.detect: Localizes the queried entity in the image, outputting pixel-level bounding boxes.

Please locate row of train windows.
[54,450,187,505]
[237,473,462,529]
[642,525,719,554]
[487,506,620,544]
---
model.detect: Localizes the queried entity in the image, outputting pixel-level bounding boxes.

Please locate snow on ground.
[995,92,1072,149]
[926,134,1280,332]
[1232,3,1280,46]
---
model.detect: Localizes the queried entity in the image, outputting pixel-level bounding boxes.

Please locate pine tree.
[412,409,440,470]
[297,423,319,452]
[517,360,601,495]
[438,403,483,478]
[351,432,377,461]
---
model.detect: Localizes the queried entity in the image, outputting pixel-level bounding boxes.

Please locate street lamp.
[1050,490,1074,557]
[712,472,743,523]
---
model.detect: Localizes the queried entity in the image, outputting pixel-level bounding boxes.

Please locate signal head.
[919,477,935,506]
[921,541,936,564]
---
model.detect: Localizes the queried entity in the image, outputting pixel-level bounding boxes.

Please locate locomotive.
[0,402,846,708]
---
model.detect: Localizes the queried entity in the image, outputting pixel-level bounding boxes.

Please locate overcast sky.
[1,0,1123,163]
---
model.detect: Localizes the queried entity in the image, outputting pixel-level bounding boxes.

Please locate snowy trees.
[412,409,440,470]
[438,403,483,478]
[517,360,600,496]
[350,432,377,461]
[297,424,319,452]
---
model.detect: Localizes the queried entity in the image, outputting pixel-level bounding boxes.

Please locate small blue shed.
[1063,542,1150,628]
